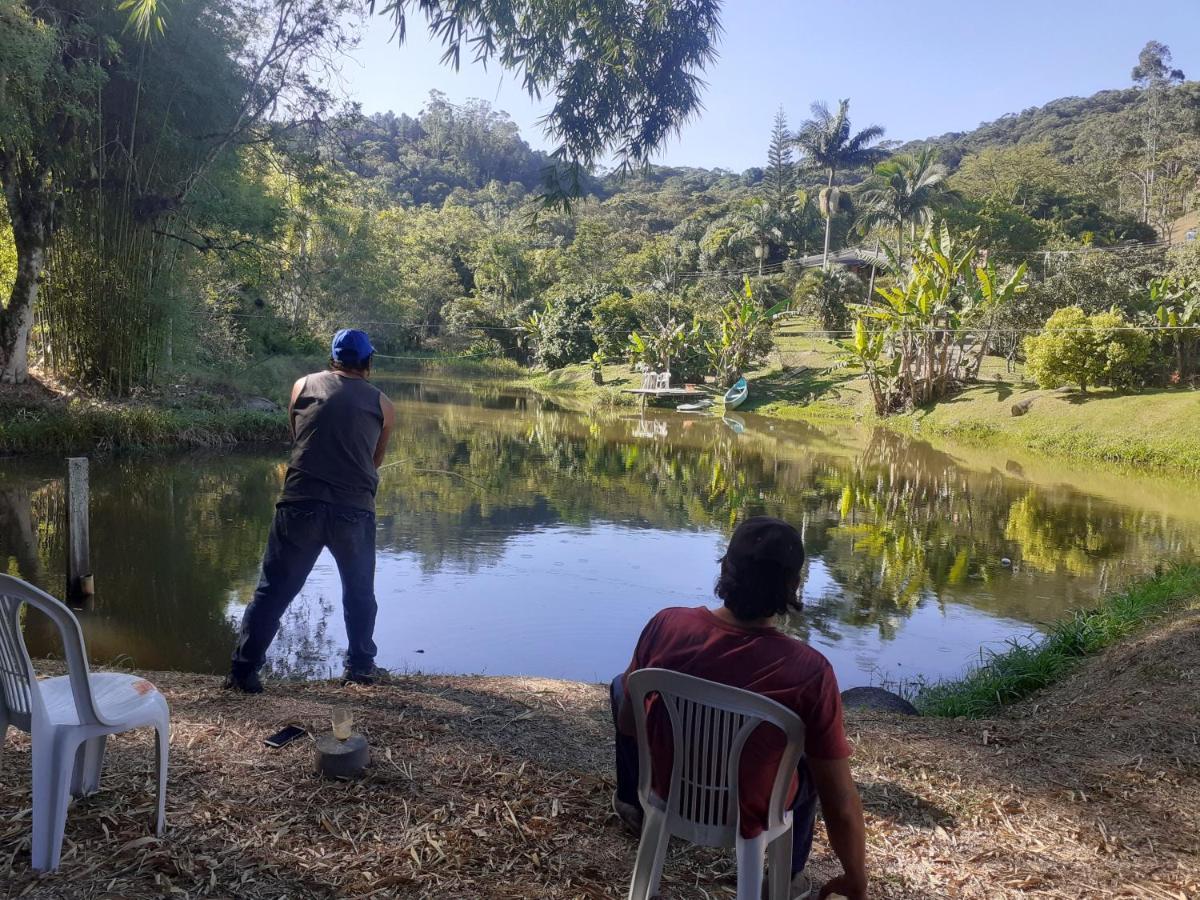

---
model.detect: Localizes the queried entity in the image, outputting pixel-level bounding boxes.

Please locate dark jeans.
[610,675,818,876]
[232,500,378,676]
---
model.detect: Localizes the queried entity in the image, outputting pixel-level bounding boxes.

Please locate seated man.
[611,517,867,900]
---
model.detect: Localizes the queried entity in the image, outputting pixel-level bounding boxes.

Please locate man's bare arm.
[288,376,307,442]
[808,756,868,900]
[373,392,396,469]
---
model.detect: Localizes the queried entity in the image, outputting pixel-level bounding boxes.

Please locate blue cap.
[331,329,375,366]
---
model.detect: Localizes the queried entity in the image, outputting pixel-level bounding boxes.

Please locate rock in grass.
[841,686,920,716]
[1011,397,1035,417]
[243,396,282,413]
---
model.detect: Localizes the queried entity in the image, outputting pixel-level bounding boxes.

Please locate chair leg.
[31,737,76,872]
[153,718,169,836]
[734,832,768,900]
[70,736,107,797]
[627,805,670,900]
[767,823,794,900]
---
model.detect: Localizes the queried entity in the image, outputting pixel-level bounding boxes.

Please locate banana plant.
[840,225,1017,412]
[627,316,703,375]
[835,317,899,414]
[964,260,1028,377]
[705,277,791,384]
[1147,275,1200,382]
[518,310,546,359]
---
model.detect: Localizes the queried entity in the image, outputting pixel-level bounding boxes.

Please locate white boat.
[723,377,748,409]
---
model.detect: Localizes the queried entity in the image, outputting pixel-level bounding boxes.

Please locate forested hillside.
[1,3,1198,402]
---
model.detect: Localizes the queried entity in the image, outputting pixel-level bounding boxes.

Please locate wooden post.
[66,457,93,601]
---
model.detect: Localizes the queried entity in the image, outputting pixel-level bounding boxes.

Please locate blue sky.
[340,0,1200,171]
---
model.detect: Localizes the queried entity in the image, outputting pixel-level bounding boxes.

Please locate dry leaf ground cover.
[3,611,1199,899]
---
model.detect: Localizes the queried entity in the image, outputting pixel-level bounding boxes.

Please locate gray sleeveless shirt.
[280,370,383,511]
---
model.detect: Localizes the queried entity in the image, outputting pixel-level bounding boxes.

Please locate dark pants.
[232,500,378,676]
[610,675,818,876]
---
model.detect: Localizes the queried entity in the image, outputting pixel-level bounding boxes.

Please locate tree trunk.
[822,169,834,271]
[0,231,47,384]
[1,161,55,385]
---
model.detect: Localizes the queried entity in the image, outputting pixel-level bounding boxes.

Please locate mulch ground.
[3,611,1199,899]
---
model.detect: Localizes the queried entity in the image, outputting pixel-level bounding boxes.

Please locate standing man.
[225,329,396,693]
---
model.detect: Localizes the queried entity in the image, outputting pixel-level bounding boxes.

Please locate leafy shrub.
[1024,306,1151,392]
[591,291,662,358]
[1029,251,1159,318]
[531,283,607,369]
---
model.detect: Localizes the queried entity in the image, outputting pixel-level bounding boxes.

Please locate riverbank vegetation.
[4,603,1199,897]
[919,564,1200,716]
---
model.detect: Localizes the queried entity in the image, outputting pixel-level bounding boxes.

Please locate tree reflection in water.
[3,376,1197,680]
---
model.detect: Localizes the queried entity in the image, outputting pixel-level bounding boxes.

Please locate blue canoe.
[723,377,748,409]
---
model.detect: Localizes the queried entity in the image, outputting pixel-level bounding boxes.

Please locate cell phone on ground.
[264,724,307,748]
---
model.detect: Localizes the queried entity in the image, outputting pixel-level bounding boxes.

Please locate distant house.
[827,247,888,275]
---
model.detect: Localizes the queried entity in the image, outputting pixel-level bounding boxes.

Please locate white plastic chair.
[0,574,169,872]
[625,668,806,900]
[655,372,672,390]
[640,371,657,390]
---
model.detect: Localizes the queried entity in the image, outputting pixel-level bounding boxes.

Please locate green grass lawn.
[912,383,1200,473]
[752,320,1200,474]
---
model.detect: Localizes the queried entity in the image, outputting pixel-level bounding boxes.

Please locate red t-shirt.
[625,606,851,837]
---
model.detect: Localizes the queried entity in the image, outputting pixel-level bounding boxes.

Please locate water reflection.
[4,376,1197,687]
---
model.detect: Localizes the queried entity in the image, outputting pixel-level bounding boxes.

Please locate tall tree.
[794,99,887,269]
[763,106,796,209]
[1130,40,1185,227]
[857,148,951,260]
[730,200,784,275]
[0,0,105,384]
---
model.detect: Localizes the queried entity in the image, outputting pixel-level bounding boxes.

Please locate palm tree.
[794,99,887,269]
[730,201,784,275]
[857,148,952,260]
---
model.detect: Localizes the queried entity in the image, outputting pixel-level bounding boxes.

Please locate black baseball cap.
[724,516,805,570]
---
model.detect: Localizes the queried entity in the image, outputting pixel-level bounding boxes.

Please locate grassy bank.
[918,564,1200,717]
[525,364,641,407]
[380,353,525,380]
[0,402,289,454]
[906,382,1200,473]
[0,353,521,455]
[446,345,1200,475]
[0,358,306,455]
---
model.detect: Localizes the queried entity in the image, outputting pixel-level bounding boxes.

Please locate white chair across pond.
[625,667,807,900]
[0,574,169,872]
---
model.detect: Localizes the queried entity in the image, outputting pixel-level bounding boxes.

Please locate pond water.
[4,375,1198,690]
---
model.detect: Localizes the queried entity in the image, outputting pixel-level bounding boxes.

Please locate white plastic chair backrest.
[0,574,107,732]
[626,668,806,848]
[656,372,671,390]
